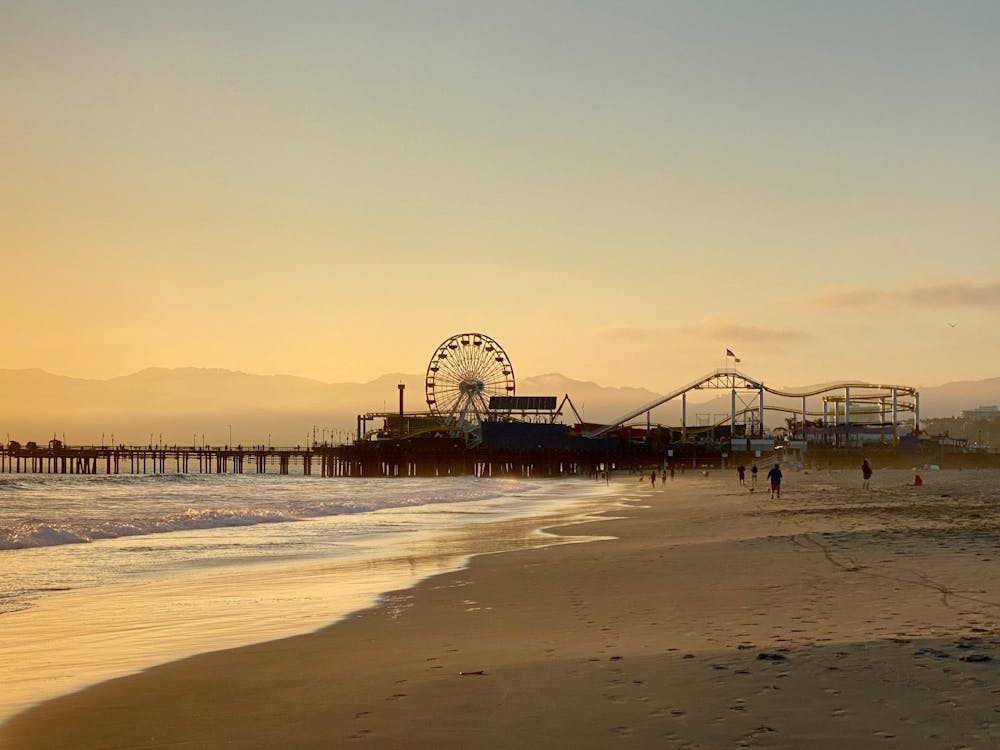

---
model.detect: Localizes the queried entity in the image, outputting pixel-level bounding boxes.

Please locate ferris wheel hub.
[460,379,485,395]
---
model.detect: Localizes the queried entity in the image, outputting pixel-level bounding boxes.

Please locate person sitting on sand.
[767,463,782,499]
[862,459,873,490]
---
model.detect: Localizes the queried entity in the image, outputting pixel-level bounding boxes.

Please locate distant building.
[961,405,999,420]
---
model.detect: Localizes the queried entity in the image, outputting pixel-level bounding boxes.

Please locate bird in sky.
[947,322,958,328]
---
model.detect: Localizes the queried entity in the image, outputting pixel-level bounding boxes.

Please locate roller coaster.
[584,368,919,445]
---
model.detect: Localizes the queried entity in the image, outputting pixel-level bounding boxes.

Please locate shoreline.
[4,470,1000,748]
[0,477,631,725]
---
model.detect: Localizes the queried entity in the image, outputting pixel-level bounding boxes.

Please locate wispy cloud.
[808,280,1000,311]
[587,319,807,345]
[682,316,808,343]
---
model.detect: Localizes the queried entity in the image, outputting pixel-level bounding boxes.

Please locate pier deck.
[0,440,644,478]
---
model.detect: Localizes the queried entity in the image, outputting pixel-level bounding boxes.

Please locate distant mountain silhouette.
[918,377,1000,418]
[0,368,996,446]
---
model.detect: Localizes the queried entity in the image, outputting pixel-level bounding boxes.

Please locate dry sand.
[3,469,1000,749]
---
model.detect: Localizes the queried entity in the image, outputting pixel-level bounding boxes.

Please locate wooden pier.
[0,444,341,476]
[0,439,642,478]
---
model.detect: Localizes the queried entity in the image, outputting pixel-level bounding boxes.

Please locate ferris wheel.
[425,333,515,433]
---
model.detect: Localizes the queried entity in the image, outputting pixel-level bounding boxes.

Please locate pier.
[0,444,330,476]
[3,437,994,480]
[0,440,651,479]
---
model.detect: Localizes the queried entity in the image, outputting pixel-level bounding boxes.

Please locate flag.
[726,349,735,357]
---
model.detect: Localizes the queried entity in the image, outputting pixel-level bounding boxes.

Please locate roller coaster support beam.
[731,389,736,440]
[759,387,764,438]
[681,392,687,443]
[845,387,851,448]
[892,388,898,446]
[802,396,807,441]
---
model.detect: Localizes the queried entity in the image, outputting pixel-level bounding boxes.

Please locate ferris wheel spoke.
[472,392,492,418]
[440,390,464,418]
[455,395,475,426]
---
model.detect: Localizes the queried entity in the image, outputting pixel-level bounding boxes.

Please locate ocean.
[0,472,621,722]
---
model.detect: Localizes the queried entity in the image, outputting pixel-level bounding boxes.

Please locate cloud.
[808,280,1000,311]
[808,287,886,310]
[682,316,808,344]
[587,319,807,345]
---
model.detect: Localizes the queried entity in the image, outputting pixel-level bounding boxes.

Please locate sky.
[3,1,999,392]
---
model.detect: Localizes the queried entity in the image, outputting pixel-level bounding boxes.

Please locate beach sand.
[3,469,1000,749]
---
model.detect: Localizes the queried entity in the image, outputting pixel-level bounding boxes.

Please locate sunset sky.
[3,1,999,392]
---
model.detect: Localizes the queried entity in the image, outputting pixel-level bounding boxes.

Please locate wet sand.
[3,469,1000,749]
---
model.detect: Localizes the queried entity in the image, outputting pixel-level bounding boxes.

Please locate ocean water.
[0,473,622,722]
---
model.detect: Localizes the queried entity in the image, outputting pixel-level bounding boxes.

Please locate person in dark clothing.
[767,463,782,499]
[862,459,873,489]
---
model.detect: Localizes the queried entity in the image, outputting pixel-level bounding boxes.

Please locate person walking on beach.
[750,463,758,488]
[767,463,782,499]
[737,464,746,486]
[862,459,873,490]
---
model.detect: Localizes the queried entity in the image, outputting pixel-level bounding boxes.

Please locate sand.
[3,469,1000,749]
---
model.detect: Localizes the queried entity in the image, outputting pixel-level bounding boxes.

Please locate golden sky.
[2,1,999,391]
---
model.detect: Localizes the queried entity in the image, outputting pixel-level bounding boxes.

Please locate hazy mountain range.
[1,368,997,447]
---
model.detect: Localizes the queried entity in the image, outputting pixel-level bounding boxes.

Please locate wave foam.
[0,476,533,550]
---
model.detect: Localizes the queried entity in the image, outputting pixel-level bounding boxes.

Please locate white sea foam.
[0,474,519,550]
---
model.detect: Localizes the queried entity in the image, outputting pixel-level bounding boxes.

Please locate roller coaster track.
[584,368,917,438]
